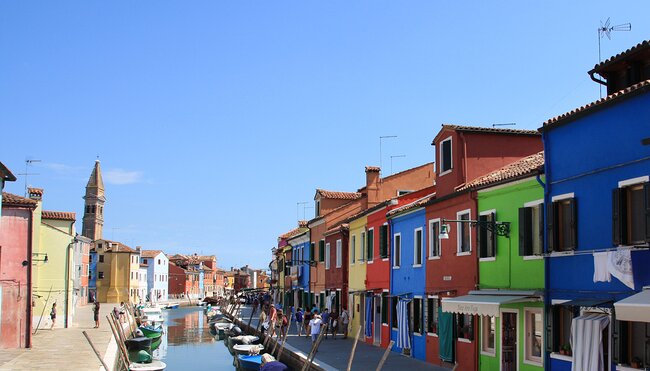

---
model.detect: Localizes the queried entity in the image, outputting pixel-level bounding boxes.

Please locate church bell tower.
[82,160,105,240]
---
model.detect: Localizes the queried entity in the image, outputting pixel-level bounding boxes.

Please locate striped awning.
[442,294,534,317]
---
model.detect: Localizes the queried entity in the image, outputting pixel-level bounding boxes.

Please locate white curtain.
[396,298,412,350]
[571,313,610,371]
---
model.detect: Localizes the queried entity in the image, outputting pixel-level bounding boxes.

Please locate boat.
[124,337,152,352]
[236,354,263,370]
[163,302,179,309]
[129,360,167,371]
[139,325,163,339]
[140,307,164,324]
[232,344,264,355]
[150,336,162,351]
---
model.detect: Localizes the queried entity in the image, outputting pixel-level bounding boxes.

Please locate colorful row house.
[286,223,311,309]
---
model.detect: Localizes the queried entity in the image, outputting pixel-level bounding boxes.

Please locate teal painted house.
[442,152,546,371]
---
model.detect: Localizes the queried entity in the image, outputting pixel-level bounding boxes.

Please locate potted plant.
[559,344,572,356]
[631,356,642,368]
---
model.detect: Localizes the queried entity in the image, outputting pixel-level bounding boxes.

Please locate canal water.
[155,305,236,370]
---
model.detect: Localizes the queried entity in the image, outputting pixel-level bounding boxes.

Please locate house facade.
[540,40,650,370]
[93,239,140,303]
[287,227,311,309]
[348,213,368,340]
[73,234,91,308]
[140,250,169,303]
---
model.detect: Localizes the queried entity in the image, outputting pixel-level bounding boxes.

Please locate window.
[335,239,342,268]
[393,233,401,268]
[367,228,374,262]
[548,195,577,252]
[143,258,148,264]
[350,235,356,265]
[392,297,399,328]
[519,202,544,256]
[379,224,389,258]
[99,255,104,263]
[427,297,439,334]
[158,259,161,265]
[439,137,452,174]
[482,316,496,355]
[525,309,543,364]
[310,242,315,262]
[457,210,471,254]
[381,293,389,324]
[325,243,331,269]
[546,305,575,353]
[98,272,104,279]
[319,240,325,262]
[89,255,92,263]
[315,200,320,217]
[360,232,366,262]
[613,319,650,366]
[429,219,440,258]
[478,211,496,258]
[457,313,474,340]
[412,298,423,335]
[613,181,650,246]
[414,228,423,266]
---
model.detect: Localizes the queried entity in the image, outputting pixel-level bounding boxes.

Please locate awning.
[442,294,535,317]
[558,298,612,308]
[614,289,650,323]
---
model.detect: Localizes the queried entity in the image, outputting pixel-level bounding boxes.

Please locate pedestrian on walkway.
[340,307,350,339]
[308,313,322,346]
[50,303,57,329]
[321,308,330,339]
[295,307,304,336]
[329,309,339,339]
[119,302,126,323]
[93,301,100,328]
[302,309,312,336]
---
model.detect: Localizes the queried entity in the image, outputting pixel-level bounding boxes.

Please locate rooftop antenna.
[492,123,516,128]
[297,202,308,221]
[390,155,406,175]
[379,135,397,172]
[18,158,41,196]
[598,18,631,98]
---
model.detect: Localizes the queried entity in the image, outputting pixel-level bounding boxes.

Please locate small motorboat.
[163,302,179,309]
[124,337,152,352]
[236,354,263,370]
[139,325,163,339]
[232,344,264,355]
[140,307,164,324]
[129,360,167,371]
[229,335,259,345]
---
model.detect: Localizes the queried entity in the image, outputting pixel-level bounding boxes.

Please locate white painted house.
[140,250,169,303]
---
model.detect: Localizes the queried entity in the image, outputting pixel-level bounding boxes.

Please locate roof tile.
[2,192,37,207]
[42,210,76,221]
[316,189,362,200]
[458,151,544,191]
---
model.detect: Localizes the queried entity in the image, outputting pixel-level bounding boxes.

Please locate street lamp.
[439,219,511,239]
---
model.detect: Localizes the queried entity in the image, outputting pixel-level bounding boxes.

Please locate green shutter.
[489,212,497,257]
[379,225,387,258]
[568,198,578,250]
[545,305,555,353]
[612,318,622,364]
[613,188,623,246]
[367,230,374,261]
[478,215,488,258]
[519,207,533,256]
[319,240,325,262]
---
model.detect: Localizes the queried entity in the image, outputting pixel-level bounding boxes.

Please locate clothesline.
[544,245,648,257]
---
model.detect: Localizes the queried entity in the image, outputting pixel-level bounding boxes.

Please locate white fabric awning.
[614,289,650,323]
[442,294,533,317]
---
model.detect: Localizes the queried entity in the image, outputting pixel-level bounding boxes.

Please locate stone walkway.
[0,303,119,371]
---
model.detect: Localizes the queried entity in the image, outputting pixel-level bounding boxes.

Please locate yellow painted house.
[27,188,77,330]
[347,214,367,339]
[94,239,141,303]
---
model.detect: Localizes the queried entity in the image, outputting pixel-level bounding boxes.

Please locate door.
[374,295,381,345]
[501,311,518,371]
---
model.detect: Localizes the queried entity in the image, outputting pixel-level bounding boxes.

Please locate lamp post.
[439,219,511,239]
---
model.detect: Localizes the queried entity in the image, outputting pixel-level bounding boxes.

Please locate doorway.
[501,310,518,371]
[374,295,382,345]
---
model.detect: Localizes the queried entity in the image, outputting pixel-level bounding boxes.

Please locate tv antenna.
[492,123,516,128]
[379,135,397,172]
[17,158,41,196]
[296,202,311,221]
[390,155,406,175]
[598,18,631,97]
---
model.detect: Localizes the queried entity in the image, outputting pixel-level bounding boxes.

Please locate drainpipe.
[26,208,33,348]
[588,69,607,87]
[542,133,552,366]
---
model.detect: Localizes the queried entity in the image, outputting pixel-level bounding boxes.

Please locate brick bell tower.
[82,160,105,240]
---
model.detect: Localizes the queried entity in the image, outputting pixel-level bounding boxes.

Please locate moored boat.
[232,344,264,355]
[140,307,164,325]
[129,360,167,371]
[236,354,263,370]
[163,302,179,309]
[139,325,163,339]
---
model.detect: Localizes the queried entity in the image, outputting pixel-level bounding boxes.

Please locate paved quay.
[0,303,118,371]
[238,305,448,371]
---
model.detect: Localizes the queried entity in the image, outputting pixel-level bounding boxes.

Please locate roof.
[590,39,650,74]
[141,250,163,258]
[96,239,137,253]
[315,189,362,200]
[357,162,434,192]
[432,124,540,144]
[457,151,544,191]
[2,192,37,207]
[0,162,16,182]
[365,166,380,172]
[387,191,436,217]
[325,222,349,235]
[86,160,104,190]
[42,210,76,221]
[279,226,309,240]
[542,79,650,130]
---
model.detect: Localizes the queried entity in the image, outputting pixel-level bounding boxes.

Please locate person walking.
[50,303,57,329]
[302,308,312,336]
[340,307,350,339]
[308,313,323,346]
[295,307,304,336]
[93,301,100,328]
[329,309,339,339]
[321,308,330,339]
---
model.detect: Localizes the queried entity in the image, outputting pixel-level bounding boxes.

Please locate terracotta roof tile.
[590,39,650,73]
[2,192,37,207]
[42,210,76,221]
[365,166,380,172]
[357,163,435,192]
[458,151,544,191]
[387,192,436,217]
[27,187,43,196]
[141,250,163,258]
[279,227,308,240]
[98,239,137,253]
[542,79,650,128]
[432,125,540,145]
[315,189,362,200]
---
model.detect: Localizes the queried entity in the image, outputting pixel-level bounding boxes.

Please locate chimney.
[365,166,381,208]
[28,187,43,201]
[298,220,308,228]
[136,246,141,253]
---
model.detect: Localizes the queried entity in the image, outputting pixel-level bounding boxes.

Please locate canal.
[155,305,236,370]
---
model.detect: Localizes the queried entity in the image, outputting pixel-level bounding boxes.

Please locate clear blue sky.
[1,2,648,270]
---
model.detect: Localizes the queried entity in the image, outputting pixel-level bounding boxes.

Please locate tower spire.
[82,160,106,240]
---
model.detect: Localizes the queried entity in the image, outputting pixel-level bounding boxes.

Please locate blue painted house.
[88,250,98,302]
[287,226,311,309]
[387,191,435,361]
[540,40,650,370]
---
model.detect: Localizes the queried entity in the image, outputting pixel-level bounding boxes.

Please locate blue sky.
[1,2,648,270]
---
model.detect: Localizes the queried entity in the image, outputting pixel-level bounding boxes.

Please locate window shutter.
[547,202,555,252]
[478,215,488,258]
[537,204,545,255]
[489,212,497,257]
[612,318,621,364]
[568,198,578,250]
[379,225,385,257]
[613,188,622,246]
[645,183,650,243]
[519,207,528,256]
[545,305,555,353]
[644,323,650,367]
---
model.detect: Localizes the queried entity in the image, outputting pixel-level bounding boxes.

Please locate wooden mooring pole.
[375,340,395,371]
[346,326,362,371]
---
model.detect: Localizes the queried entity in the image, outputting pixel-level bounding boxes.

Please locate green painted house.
[441,151,545,371]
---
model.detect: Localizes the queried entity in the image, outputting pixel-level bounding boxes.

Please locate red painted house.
[423,125,542,369]
[0,192,37,348]
[168,261,186,299]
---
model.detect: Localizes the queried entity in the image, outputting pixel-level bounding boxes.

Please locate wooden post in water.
[107,315,130,371]
[300,323,328,371]
[346,326,362,371]
[276,328,290,363]
[375,340,395,371]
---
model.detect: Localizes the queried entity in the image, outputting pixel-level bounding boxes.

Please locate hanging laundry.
[607,249,635,290]
[592,252,611,283]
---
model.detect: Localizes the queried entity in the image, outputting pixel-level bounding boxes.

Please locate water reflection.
[156,306,235,370]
